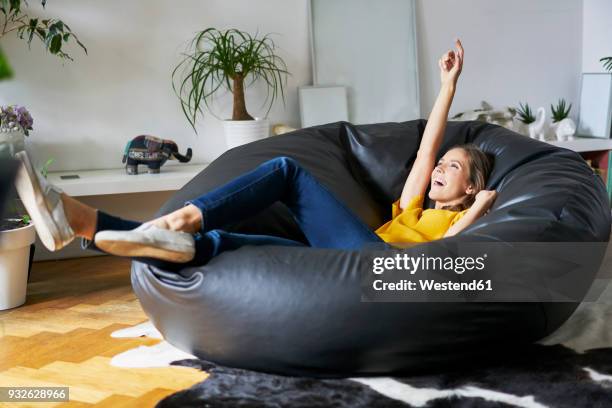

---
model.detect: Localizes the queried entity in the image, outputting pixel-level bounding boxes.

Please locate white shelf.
[546,138,612,153]
[47,163,209,197]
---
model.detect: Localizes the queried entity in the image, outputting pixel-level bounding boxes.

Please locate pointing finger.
[455,38,464,58]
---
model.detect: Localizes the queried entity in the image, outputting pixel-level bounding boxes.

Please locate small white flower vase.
[0,127,26,158]
[552,118,577,141]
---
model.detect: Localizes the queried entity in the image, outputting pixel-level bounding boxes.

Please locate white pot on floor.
[0,222,35,310]
[223,118,270,149]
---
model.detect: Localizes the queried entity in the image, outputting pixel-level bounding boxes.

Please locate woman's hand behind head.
[473,189,497,214]
[439,38,464,87]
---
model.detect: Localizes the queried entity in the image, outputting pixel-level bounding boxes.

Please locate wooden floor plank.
[0,256,206,407]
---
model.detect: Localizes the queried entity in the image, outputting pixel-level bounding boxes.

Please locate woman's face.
[428,148,474,203]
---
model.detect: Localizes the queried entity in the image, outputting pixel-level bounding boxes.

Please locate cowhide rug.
[111,282,612,408]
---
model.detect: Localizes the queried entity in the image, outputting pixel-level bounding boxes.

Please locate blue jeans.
[84,156,385,271]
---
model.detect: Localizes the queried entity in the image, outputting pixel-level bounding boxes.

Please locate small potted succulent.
[513,102,535,136]
[172,28,290,149]
[0,105,35,310]
[515,102,549,140]
[549,98,576,141]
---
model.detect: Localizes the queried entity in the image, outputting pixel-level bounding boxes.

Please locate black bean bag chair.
[130,120,610,377]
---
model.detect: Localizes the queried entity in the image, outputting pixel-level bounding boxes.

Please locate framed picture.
[298,86,348,128]
[308,0,420,124]
[577,73,612,139]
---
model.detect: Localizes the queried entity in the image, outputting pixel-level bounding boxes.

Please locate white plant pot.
[550,118,577,141]
[0,128,26,158]
[0,223,36,310]
[223,118,270,149]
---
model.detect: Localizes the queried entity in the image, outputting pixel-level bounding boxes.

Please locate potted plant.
[172,28,290,149]
[0,105,38,310]
[0,198,35,310]
[0,0,87,80]
[513,102,535,136]
[549,98,576,141]
[0,0,84,308]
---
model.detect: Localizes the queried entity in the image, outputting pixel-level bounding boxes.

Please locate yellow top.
[375,195,469,244]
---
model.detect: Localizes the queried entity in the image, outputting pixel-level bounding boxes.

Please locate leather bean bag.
[130,120,610,377]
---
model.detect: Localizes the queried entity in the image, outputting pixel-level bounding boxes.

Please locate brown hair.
[440,144,494,211]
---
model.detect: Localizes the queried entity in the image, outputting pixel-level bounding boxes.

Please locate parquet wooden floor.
[0,256,207,407]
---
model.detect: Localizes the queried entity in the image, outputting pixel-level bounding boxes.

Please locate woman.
[14,38,496,271]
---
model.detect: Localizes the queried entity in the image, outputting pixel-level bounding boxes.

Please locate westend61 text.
[372,253,487,275]
[372,279,493,292]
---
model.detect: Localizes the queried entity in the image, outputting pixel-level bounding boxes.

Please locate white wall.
[416,0,583,119]
[0,0,586,171]
[0,0,312,172]
[583,0,612,73]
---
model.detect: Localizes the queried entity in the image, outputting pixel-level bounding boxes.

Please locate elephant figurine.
[122,135,192,174]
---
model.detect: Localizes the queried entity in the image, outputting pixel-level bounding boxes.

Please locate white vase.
[0,222,36,310]
[0,128,26,158]
[550,118,577,141]
[223,118,270,149]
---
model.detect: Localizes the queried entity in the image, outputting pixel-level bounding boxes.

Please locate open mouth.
[433,179,445,187]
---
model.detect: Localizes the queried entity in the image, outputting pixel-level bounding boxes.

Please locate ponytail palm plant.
[172,28,289,132]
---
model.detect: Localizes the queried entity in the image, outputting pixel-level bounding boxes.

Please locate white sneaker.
[14,151,75,251]
[94,223,196,263]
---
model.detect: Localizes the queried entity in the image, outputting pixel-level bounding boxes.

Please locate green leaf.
[601,57,612,72]
[551,98,572,122]
[0,46,14,81]
[49,34,62,54]
[517,102,535,124]
[9,0,20,13]
[40,157,54,178]
[49,21,64,34]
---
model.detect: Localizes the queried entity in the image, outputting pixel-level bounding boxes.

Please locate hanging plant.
[0,0,87,80]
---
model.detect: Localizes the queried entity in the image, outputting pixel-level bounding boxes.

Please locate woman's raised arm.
[398,39,464,209]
